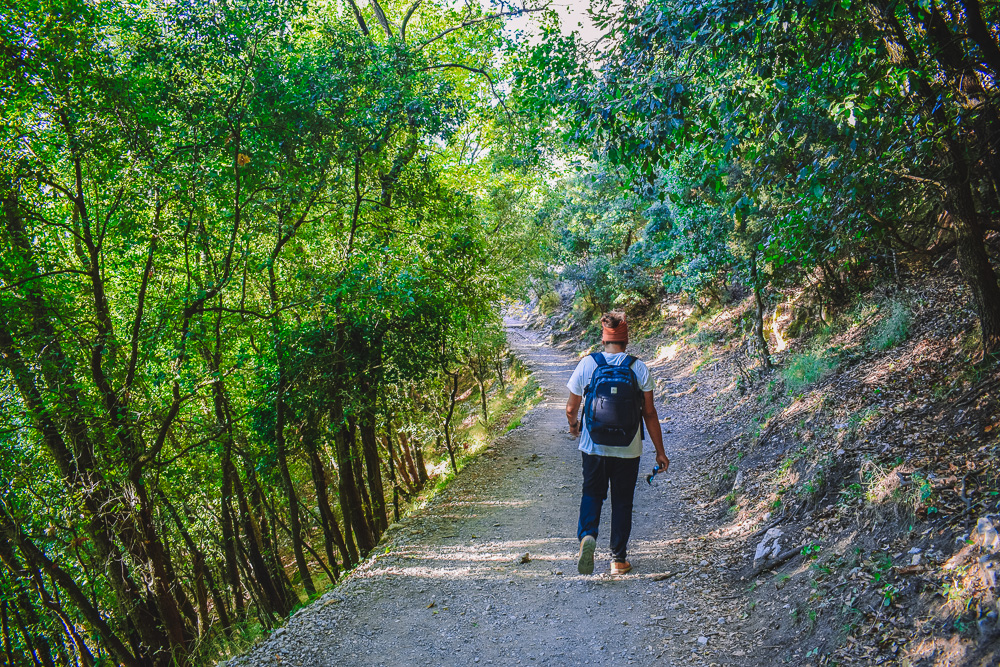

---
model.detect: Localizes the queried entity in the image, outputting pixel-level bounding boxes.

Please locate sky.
[501,0,605,44]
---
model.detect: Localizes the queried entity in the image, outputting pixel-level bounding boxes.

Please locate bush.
[538,291,561,315]
[870,298,911,350]
[782,351,836,394]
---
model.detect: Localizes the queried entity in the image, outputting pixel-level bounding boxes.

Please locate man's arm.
[642,390,669,472]
[566,393,582,437]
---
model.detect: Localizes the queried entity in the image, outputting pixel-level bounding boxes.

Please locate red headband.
[602,320,628,343]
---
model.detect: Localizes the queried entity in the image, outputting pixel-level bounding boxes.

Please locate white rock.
[754,528,783,561]
[975,517,999,553]
[697,636,708,645]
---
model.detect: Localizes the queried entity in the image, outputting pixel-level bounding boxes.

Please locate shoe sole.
[611,565,631,575]
[578,536,596,575]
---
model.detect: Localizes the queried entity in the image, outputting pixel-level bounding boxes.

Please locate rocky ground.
[230,316,768,667]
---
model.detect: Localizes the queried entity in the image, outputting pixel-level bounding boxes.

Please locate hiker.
[566,311,669,575]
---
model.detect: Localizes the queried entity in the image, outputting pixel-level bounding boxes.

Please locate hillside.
[529,266,1000,666]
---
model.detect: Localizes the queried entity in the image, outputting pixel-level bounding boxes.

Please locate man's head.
[601,310,628,349]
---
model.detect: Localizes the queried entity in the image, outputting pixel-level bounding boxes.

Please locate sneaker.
[610,560,632,575]
[577,535,596,574]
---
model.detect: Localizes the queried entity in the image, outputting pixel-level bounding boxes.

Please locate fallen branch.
[754,420,781,449]
[749,548,802,579]
[749,515,786,540]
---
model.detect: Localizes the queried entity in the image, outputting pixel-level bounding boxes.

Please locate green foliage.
[871,299,912,350]
[538,291,562,315]
[782,352,836,394]
[519,0,1000,356]
[0,0,547,662]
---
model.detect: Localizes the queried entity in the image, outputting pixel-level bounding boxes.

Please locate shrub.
[870,298,911,350]
[538,291,561,315]
[782,351,835,393]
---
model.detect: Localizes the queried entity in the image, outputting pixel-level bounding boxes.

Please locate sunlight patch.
[656,342,681,362]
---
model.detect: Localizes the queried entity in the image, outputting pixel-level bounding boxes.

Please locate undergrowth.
[781,351,836,394]
[870,298,911,350]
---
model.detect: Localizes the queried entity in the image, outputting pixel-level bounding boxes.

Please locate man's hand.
[566,393,583,439]
[655,452,670,473]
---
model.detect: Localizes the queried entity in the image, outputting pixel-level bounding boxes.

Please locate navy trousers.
[577,452,641,562]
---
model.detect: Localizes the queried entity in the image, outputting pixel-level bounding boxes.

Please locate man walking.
[566,311,669,575]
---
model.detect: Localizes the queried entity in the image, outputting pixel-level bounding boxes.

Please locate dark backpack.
[583,353,644,447]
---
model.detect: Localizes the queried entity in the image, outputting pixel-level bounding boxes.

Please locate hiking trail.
[234,317,755,666]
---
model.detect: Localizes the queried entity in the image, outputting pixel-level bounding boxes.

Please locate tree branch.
[416,6,546,51]
[418,62,511,118]
[0,269,91,292]
[400,0,422,41]
[345,0,371,36]
[369,0,394,38]
[959,0,1000,75]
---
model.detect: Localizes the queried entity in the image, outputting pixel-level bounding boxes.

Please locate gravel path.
[234,318,752,666]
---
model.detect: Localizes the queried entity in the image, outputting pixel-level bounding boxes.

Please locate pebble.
[697,636,708,645]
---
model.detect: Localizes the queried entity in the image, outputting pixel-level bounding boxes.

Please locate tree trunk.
[749,247,772,370]
[476,375,488,425]
[397,431,423,489]
[382,432,402,521]
[233,464,291,618]
[149,507,199,637]
[494,352,506,392]
[951,177,1000,355]
[331,400,375,555]
[0,323,168,664]
[303,418,355,568]
[443,372,460,474]
[0,225,170,660]
[273,369,315,597]
[220,448,244,616]
[359,416,388,536]
[875,8,1000,355]
[0,598,12,667]
[0,510,139,667]
[159,493,232,633]
[414,438,430,485]
[348,417,376,535]
[204,341,244,618]
[387,434,416,493]
[0,568,56,667]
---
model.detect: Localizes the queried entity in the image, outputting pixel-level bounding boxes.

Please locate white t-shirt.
[567,352,654,459]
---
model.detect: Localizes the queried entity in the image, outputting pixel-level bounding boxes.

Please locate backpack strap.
[584,352,606,396]
[624,354,645,440]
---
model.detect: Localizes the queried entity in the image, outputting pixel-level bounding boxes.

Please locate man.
[566,311,669,575]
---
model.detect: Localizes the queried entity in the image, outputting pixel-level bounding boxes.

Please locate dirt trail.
[234,318,752,666]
